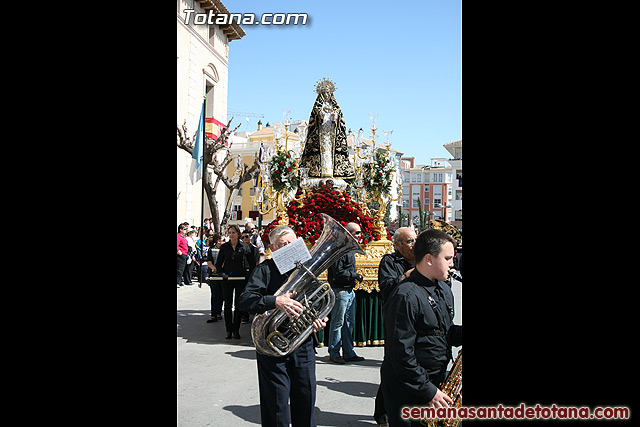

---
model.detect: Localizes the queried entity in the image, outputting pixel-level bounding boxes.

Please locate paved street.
[177,275,462,426]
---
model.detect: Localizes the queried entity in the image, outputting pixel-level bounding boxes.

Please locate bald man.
[326,222,365,364]
[378,227,417,301]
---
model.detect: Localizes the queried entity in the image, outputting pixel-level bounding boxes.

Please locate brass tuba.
[422,349,462,427]
[251,213,365,357]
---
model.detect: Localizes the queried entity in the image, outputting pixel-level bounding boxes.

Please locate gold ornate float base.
[354,237,394,293]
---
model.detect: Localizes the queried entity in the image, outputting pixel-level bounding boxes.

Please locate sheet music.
[271,237,311,274]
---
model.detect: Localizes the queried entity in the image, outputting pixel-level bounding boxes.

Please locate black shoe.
[225,332,233,339]
[206,317,218,323]
[233,332,241,339]
[344,355,365,362]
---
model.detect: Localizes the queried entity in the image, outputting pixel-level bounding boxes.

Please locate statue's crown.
[314,77,337,94]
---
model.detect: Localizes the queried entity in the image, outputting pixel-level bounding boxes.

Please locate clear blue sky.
[224,0,461,164]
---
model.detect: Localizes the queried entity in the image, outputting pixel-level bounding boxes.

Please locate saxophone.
[448,269,462,282]
[251,213,365,357]
[422,350,462,427]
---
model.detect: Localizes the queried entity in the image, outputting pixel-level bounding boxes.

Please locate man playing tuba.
[239,225,327,427]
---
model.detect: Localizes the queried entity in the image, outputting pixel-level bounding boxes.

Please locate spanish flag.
[190,102,205,184]
[205,117,226,144]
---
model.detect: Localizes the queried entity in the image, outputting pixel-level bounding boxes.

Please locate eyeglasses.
[242,235,250,239]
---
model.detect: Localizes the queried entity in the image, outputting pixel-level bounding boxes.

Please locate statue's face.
[322,88,330,99]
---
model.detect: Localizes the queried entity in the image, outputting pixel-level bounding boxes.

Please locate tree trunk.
[178,119,257,233]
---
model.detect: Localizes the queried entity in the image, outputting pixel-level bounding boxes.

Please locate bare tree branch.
[176,117,259,233]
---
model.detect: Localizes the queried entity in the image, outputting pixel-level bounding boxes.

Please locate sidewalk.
[177,276,462,426]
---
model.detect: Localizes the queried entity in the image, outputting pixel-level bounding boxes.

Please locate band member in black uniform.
[374,226,417,426]
[380,229,462,426]
[238,225,327,427]
[378,227,417,301]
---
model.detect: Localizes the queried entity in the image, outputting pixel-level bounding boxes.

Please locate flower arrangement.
[262,187,390,246]
[362,150,394,198]
[269,149,299,193]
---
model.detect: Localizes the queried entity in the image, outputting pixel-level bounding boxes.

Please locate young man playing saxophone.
[380,229,462,426]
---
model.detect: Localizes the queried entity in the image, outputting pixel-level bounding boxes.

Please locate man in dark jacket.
[374,226,417,425]
[381,229,462,426]
[238,225,327,427]
[378,227,417,301]
[326,222,365,364]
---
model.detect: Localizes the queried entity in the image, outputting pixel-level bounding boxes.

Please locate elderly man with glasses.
[373,226,417,426]
[326,222,365,364]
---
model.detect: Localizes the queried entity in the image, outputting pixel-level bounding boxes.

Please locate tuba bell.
[251,213,365,357]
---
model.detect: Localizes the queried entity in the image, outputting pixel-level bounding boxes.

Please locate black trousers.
[221,278,247,333]
[381,368,445,427]
[374,383,388,425]
[176,254,187,286]
[256,338,317,427]
[183,260,193,285]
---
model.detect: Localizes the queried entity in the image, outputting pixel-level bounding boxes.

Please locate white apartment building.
[400,157,453,228]
[443,139,462,229]
[176,0,245,225]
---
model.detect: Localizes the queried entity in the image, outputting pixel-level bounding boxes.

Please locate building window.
[205,80,214,118]
[209,25,215,47]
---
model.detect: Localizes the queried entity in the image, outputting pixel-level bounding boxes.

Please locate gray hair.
[268,225,295,244]
[393,227,413,246]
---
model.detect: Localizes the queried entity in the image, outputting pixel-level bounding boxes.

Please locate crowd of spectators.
[177,219,266,288]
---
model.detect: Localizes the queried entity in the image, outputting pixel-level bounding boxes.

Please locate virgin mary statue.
[299,78,355,180]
